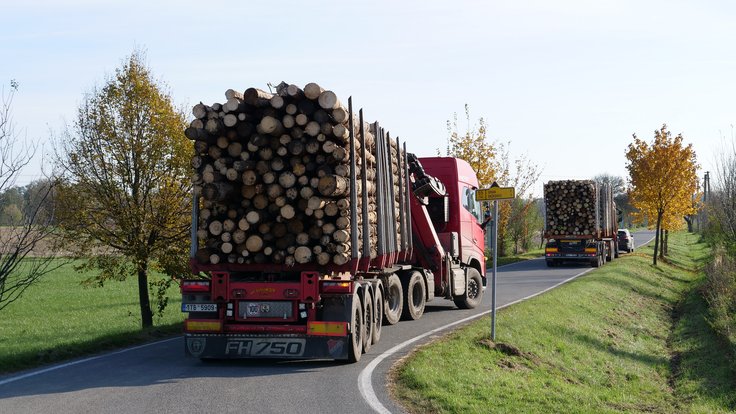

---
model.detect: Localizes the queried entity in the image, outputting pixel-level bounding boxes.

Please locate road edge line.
[0,337,180,386]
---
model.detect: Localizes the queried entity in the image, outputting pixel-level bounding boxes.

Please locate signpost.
[475,182,515,341]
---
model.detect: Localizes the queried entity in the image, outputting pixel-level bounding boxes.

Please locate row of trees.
[700,141,736,346]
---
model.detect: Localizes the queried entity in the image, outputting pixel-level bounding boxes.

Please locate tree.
[593,174,626,196]
[444,104,500,187]
[443,106,542,256]
[54,52,191,328]
[625,125,698,265]
[0,81,62,310]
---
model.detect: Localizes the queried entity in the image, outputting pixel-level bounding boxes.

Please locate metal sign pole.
[491,199,498,341]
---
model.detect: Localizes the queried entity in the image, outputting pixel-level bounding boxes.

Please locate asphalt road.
[0,230,656,414]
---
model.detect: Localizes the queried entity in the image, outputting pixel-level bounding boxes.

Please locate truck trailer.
[543,180,618,267]
[181,84,487,362]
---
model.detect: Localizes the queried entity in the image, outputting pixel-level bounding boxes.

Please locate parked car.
[618,229,634,253]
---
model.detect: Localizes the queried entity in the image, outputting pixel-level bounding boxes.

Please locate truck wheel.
[348,291,364,363]
[591,256,600,267]
[363,288,374,354]
[384,274,403,325]
[546,260,555,268]
[372,286,383,345]
[454,267,484,309]
[401,271,426,320]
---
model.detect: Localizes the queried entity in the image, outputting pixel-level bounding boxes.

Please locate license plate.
[182,303,218,312]
[224,338,306,357]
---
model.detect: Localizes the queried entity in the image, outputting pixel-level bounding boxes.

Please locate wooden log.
[243,88,273,107]
[303,82,324,100]
[246,235,263,252]
[193,103,209,119]
[317,90,341,110]
[225,89,243,101]
[294,246,312,264]
[318,175,349,197]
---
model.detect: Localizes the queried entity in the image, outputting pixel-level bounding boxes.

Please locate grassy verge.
[495,247,544,267]
[0,261,184,374]
[392,232,736,413]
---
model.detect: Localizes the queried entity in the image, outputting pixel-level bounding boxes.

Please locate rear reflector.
[307,321,348,336]
[584,248,597,253]
[545,248,558,253]
[185,320,222,332]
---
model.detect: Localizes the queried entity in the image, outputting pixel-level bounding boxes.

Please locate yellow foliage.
[626,124,698,262]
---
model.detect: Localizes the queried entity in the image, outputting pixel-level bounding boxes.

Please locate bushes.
[702,249,736,350]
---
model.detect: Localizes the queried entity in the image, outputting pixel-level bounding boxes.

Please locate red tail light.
[182,280,210,293]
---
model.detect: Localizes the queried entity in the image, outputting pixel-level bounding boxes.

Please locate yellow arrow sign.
[476,186,515,201]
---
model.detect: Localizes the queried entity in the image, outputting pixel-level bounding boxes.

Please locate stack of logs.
[543,180,599,236]
[187,82,406,266]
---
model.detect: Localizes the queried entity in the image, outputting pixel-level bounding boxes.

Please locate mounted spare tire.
[401,271,426,321]
[454,267,484,309]
[383,274,403,325]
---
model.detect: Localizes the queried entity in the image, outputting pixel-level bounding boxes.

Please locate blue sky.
[1,0,733,195]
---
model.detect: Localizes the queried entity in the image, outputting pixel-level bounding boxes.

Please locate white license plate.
[182,303,217,312]
[224,338,306,357]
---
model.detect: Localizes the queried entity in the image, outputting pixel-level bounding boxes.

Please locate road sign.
[476,186,515,201]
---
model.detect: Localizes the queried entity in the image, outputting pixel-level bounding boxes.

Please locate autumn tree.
[625,125,698,265]
[444,104,500,187]
[54,52,191,328]
[0,81,62,310]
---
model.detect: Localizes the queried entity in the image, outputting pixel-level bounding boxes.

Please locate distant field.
[393,232,736,413]
[0,261,184,373]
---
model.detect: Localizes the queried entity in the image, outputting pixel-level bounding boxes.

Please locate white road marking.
[0,337,180,386]
[358,232,657,413]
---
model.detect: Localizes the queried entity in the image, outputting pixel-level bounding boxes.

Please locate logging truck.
[180,83,486,362]
[543,180,618,268]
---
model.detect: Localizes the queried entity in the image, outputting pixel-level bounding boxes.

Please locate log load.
[189,82,407,266]
[543,180,611,238]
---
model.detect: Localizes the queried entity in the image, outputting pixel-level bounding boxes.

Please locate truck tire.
[384,273,403,325]
[372,286,383,345]
[591,255,600,267]
[454,267,484,309]
[363,288,374,354]
[401,271,426,320]
[546,260,555,267]
[348,291,364,363]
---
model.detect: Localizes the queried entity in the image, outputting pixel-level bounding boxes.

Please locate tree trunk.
[664,230,669,256]
[659,226,665,260]
[138,260,153,328]
[653,210,663,266]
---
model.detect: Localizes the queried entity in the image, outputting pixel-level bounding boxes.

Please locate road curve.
[0,230,656,414]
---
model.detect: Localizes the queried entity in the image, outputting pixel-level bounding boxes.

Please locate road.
[0,230,655,414]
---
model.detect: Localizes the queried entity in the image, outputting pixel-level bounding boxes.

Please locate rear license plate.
[224,338,306,357]
[182,303,217,312]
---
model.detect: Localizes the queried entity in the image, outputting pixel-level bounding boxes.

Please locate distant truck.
[543,180,618,267]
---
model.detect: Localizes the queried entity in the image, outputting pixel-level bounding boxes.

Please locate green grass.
[0,261,184,374]
[392,232,736,413]
[495,247,544,267]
